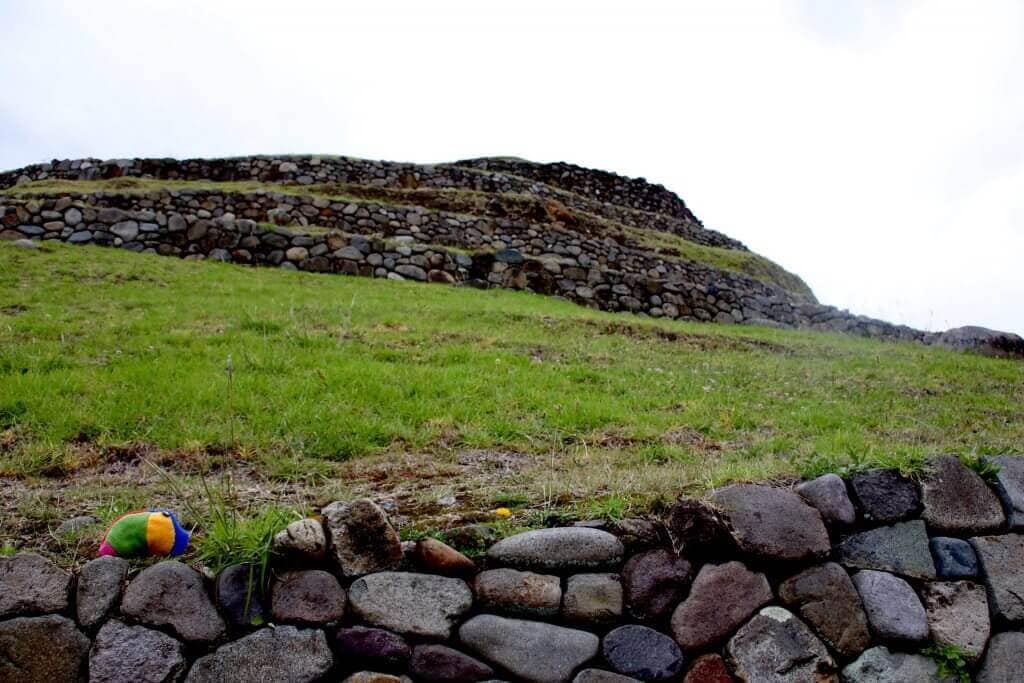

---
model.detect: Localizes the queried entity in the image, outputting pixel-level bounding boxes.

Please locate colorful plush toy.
[99,509,190,558]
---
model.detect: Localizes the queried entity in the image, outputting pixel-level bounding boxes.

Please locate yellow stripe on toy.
[146,512,176,555]
[99,508,190,558]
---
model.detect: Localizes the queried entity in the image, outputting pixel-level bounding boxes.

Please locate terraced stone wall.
[2,455,1023,681]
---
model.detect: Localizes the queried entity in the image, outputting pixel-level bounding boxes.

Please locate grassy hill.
[2,242,1022,560]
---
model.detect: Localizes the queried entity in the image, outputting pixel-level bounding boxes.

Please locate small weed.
[0,543,17,556]
[490,492,530,508]
[961,453,1001,483]
[923,644,972,683]
[580,495,630,521]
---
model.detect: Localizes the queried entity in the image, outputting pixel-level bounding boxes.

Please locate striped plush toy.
[98,509,190,558]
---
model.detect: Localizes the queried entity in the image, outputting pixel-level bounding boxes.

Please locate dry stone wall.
[2,454,1024,681]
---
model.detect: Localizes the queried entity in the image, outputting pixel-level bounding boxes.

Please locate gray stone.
[842,645,952,683]
[285,246,309,261]
[214,564,266,628]
[395,264,427,281]
[185,626,333,682]
[89,619,186,683]
[121,561,226,642]
[348,571,472,638]
[986,455,1024,529]
[851,570,928,642]
[796,473,856,526]
[921,581,990,660]
[711,484,830,563]
[778,562,871,658]
[977,631,1024,683]
[562,573,622,624]
[410,644,495,682]
[920,455,1005,534]
[341,673,406,683]
[970,533,1024,625]
[333,626,411,673]
[459,615,600,683]
[0,614,90,682]
[64,207,82,226]
[98,207,126,223]
[56,515,98,535]
[621,549,692,622]
[494,249,525,264]
[929,536,979,578]
[110,220,139,241]
[573,671,639,683]
[272,517,327,562]
[934,325,1024,359]
[12,238,37,249]
[474,568,561,618]
[602,625,685,681]
[726,607,836,683]
[670,561,772,652]
[486,528,624,572]
[0,552,71,618]
[323,498,403,577]
[68,230,93,243]
[76,556,128,629]
[837,519,935,579]
[167,214,187,232]
[271,569,346,625]
[337,246,364,260]
[849,469,920,524]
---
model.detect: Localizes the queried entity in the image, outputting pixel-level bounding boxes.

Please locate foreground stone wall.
[2,454,1023,681]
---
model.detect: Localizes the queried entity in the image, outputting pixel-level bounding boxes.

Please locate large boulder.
[970,533,1024,625]
[486,528,623,572]
[851,570,928,641]
[710,484,829,563]
[933,325,1024,359]
[670,561,771,652]
[836,520,936,579]
[121,561,226,642]
[409,644,495,682]
[0,614,90,682]
[271,569,347,626]
[622,549,692,622]
[459,614,600,683]
[76,555,128,629]
[602,625,685,681]
[186,626,333,682]
[89,619,186,683]
[473,568,561,618]
[985,455,1024,529]
[348,572,472,639]
[848,469,920,524]
[920,455,1005,534]
[843,645,953,682]
[977,631,1024,682]
[920,581,990,661]
[323,499,403,577]
[777,562,871,658]
[0,552,72,618]
[726,607,837,682]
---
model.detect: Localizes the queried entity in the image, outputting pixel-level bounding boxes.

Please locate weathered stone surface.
[349,571,472,638]
[110,220,139,241]
[76,555,128,630]
[342,674,405,683]
[622,549,692,622]
[487,528,623,571]
[121,561,226,642]
[333,626,411,673]
[920,455,1005,534]
[323,499,403,577]
[986,455,1024,529]
[837,520,935,579]
[56,515,98,535]
[726,607,836,683]
[562,573,622,624]
[573,670,639,683]
[929,536,979,578]
[935,325,1024,359]
[602,625,685,681]
[272,517,327,562]
[921,580,990,660]
[849,469,920,524]
[605,517,668,554]
[711,484,830,563]
[778,562,871,658]
[186,625,333,682]
[271,569,346,625]
[683,654,735,683]
[89,619,186,683]
[0,614,89,682]
[842,645,952,683]
[410,644,495,682]
[474,568,561,618]
[415,538,477,577]
[796,473,856,526]
[0,552,72,618]
[670,561,772,652]
[460,615,599,683]
[970,533,1024,624]
[665,499,736,560]
[215,564,266,628]
[851,570,928,641]
[977,631,1024,683]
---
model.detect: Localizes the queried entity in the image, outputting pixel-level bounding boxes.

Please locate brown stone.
[921,456,1005,535]
[670,561,771,652]
[622,549,692,622]
[778,563,871,659]
[684,654,735,683]
[414,538,476,577]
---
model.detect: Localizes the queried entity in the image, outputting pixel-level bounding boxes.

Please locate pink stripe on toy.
[98,539,116,557]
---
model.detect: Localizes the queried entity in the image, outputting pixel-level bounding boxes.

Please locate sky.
[2,1,1022,334]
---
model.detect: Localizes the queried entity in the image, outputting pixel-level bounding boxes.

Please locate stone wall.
[1,454,1023,681]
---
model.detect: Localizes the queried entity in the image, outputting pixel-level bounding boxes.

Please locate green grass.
[1,242,1023,553]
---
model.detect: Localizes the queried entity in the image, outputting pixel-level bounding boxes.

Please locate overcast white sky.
[2,1,1022,333]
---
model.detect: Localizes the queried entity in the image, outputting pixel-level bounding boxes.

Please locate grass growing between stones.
[1,242,1023,557]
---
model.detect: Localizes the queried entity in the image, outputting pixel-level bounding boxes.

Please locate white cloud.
[1,0,1021,333]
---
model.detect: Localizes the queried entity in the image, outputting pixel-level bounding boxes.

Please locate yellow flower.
[495,507,512,518]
